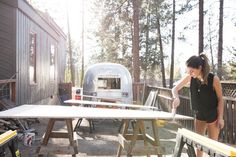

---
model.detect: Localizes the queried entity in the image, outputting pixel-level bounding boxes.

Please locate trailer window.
[97,78,121,89]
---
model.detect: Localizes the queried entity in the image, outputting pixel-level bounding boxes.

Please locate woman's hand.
[172,97,180,109]
[217,118,224,129]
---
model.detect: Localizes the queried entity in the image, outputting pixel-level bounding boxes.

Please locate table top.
[64,99,159,110]
[0,104,194,120]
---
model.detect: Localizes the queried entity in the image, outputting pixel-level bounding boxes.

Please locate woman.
[172,53,224,157]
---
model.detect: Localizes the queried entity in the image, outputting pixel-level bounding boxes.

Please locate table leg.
[126,120,142,156]
[42,119,55,145]
[173,134,185,157]
[151,120,162,157]
[117,119,129,157]
[37,119,78,157]
[139,120,150,157]
[66,119,78,156]
[37,119,55,157]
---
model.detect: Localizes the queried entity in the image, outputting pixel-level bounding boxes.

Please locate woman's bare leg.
[207,120,220,140]
[195,119,207,157]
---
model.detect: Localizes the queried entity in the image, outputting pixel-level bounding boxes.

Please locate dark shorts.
[195,109,218,123]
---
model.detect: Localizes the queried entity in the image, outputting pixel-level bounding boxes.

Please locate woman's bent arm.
[171,74,191,108]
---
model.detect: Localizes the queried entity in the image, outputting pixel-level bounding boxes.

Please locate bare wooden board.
[176,128,236,156]
[64,99,159,110]
[0,105,194,120]
[79,95,122,101]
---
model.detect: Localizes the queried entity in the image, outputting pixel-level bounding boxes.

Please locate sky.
[172,0,236,74]
[29,0,236,76]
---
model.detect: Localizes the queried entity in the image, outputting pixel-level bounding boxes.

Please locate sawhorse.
[173,128,236,157]
[37,119,78,157]
[117,119,165,157]
[74,118,95,133]
[0,130,20,157]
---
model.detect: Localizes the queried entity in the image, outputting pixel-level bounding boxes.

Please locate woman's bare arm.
[171,74,191,108]
[213,76,224,129]
[172,74,191,98]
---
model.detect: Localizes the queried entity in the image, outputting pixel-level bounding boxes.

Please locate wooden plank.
[226,100,230,143]
[228,100,233,144]
[225,100,229,143]
[38,119,77,156]
[178,128,236,156]
[80,94,122,101]
[0,130,17,146]
[138,120,150,157]
[118,119,164,157]
[124,134,144,140]
[151,120,162,157]
[233,103,236,144]
[11,81,16,102]
[127,120,142,156]
[117,134,131,150]
[0,104,194,120]
[41,119,55,146]
[49,132,69,138]
[145,133,157,146]
[157,94,173,100]
[117,120,129,157]
[0,119,11,125]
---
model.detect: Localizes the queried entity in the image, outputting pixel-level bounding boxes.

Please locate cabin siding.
[0,2,16,80]
[0,0,66,105]
[16,10,65,105]
[57,37,66,83]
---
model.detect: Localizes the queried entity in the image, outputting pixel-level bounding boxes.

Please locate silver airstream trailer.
[83,63,133,103]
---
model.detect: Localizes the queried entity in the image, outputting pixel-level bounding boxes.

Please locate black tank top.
[190,73,218,111]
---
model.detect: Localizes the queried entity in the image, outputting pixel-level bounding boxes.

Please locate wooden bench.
[173,128,236,157]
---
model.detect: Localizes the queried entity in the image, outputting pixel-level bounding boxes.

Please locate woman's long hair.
[186,53,210,84]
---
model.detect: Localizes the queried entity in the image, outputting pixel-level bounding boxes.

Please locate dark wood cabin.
[0,0,67,105]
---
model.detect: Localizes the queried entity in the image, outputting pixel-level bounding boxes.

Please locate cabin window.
[97,78,121,89]
[29,33,37,84]
[50,44,55,80]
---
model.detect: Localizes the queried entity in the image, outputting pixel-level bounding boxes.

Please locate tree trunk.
[156,9,166,87]
[132,0,140,83]
[132,0,141,102]
[80,0,85,87]
[144,0,150,82]
[208,17,215,73]
[217,0,224,80]
[199,0,204,54]
[169,0,176,88]
[66,3,75,86]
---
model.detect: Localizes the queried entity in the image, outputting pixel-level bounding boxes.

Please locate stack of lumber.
[0,99,38,133]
